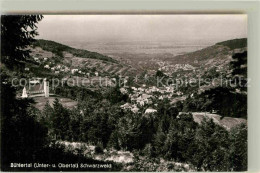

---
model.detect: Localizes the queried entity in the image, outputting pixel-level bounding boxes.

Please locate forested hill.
[163,38,247,67]
[32,39,118,63]
[216,38,247,50]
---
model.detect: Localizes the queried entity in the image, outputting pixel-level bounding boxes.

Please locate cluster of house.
[30,47,53,62]
[33,57,49,63]
[43,64,69,74]
[159,64,196,75]
[30,47,100,77]
[119,85,184,114]
[43,64,100,77]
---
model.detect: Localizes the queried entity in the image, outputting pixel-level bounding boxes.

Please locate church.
[22,78,49,98]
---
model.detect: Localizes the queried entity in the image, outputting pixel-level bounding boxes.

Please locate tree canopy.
[1,15,43,69]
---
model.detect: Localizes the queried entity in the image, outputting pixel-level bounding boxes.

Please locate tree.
[41,101,53,128]
[185,87,247,118]
[1,15,43,69]
[192,118,230,171]
[117,112,150,151]
[103,85,128,104]
[68,108,83,141]
[153,122,167,156]
[1,73,48,170]
[230,51,247,91]
[156,70,165,77]
[229,124,247,171]
[50,98,70,140]
[230,51,247,78]
[1,15,48,171]
[163,113,197,161]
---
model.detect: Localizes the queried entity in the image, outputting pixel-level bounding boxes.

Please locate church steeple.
[44,78,49,97]
[21,87,28,98]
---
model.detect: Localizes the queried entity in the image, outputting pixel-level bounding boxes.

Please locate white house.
[131,87,137,91]
[131,106,139,113]
[120,103,132,110]
[120,88,128,94]
[139,101,145,106]
[71,69,79,74]
[57,65,61,69]
[64,67,70,72]
[145,108,157,114]
[44,65,50,69]
[176,91,183,96]
[29,79,40,84]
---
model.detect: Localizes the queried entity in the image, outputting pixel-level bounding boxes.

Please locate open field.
[190,112,247,130]
[33,96,78,110]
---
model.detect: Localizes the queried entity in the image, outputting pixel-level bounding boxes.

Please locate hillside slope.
[163,38,246,67]
[190,112,247,130]
[216,38,247,50]
[30,39,138,77]
[158,38,247,79]
[33,39,117,63]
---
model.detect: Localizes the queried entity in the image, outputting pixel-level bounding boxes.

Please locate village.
[21,44,231,121]
[119,84,185,114]
[21,45,196,117]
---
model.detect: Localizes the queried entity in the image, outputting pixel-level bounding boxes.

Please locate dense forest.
[216,38,247,50]
[40,85,247,171]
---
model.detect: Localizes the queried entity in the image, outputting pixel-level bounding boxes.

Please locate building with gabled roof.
[22,78,49,98]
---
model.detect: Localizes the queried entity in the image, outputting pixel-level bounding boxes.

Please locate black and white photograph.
[1,14,248,171]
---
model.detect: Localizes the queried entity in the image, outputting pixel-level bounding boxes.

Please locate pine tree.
[1,73,48,170]
[230,51,247,91]
[1,15,47,171]
[1,15,43,69]
[51,98,70,140]
[229,124,247,171]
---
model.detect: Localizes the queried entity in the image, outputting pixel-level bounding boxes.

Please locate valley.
[1,15,248,172]
[4,36,248,171]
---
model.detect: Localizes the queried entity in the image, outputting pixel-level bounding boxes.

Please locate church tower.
[21,87,28,98]
[43,78,49,97]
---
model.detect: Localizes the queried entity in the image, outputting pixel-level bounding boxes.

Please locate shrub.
[95,142,104,154]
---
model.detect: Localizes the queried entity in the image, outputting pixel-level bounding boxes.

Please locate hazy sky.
[36,15,247,44]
